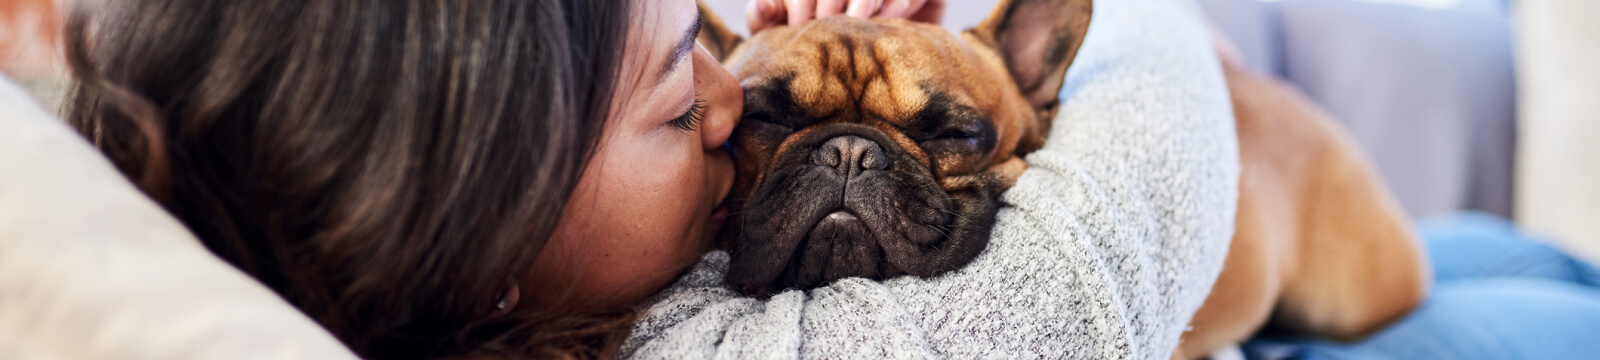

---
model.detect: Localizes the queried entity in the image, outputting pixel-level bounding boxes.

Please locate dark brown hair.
[64,0,632,358]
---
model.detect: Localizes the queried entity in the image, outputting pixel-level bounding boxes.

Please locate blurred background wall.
[1517,0,1600,262]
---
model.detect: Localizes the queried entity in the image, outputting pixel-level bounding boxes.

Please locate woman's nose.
[693,43,741,151]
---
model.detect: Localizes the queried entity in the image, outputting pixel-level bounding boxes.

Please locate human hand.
[745,0,946,34]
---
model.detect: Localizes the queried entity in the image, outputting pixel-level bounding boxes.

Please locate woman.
[66,0,983,358]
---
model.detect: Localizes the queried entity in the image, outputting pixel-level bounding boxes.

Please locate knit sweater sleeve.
[620,0,1238,358]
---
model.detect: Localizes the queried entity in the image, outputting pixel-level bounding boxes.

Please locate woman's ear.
[965,0,1093,114]
[697,1,745,62]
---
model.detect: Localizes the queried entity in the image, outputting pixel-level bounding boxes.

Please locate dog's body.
[1175,55,1430,359]
[697,0,1429,357]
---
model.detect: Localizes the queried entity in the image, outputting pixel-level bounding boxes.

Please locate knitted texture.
[621,0,1238,358]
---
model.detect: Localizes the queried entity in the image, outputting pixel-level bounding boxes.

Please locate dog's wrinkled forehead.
[729,17,1015,126]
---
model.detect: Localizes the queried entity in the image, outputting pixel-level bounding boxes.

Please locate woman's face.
[522,0,741,311]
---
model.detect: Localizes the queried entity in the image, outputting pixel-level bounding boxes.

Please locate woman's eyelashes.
[670,98,706,132]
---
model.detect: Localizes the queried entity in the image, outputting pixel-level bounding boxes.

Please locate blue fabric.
[1418,212,1600,286]
[1244,212,1600,360]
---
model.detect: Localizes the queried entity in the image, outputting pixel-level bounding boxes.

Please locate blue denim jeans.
[1244,212,1600,360]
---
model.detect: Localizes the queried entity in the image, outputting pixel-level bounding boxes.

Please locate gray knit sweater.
[620,0,1238,358]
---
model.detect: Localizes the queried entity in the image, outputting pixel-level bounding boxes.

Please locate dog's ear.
[967,0,1092,114]
[696,1,745,62]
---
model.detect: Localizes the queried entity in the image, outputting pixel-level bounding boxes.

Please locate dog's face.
[698,0,1092,295]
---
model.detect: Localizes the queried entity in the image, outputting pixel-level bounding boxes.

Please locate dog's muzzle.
[727,123,967,295]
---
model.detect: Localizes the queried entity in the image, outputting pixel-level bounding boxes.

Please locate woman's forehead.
[618,0,697,92]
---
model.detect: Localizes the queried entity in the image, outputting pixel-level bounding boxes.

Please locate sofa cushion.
[1278,0,1516,218]
[0,76,356,360]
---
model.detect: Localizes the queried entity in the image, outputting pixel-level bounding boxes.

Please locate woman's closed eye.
[670,97,707,131]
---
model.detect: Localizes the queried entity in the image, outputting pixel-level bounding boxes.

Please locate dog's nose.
[812,135,888,177]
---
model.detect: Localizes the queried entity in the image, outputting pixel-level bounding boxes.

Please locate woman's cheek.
[622,144,706,292]
[629,137,705,247]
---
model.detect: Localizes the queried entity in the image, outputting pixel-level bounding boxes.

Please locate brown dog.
[1176,42,1431,359]
[699,0,1086,294]
[696,0,1429,358]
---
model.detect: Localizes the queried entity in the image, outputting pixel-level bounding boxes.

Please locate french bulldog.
[700,0,1089,295]
[697,1,1429,358]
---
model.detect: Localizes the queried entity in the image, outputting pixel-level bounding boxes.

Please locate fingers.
[878,0,941,24]
[844,0,882,18]
[746,0,783,34]
[747,0,928,34]
[877,0,920,19]
[785,0,817,29]
[816,0,847,18]
[909,0,943,24]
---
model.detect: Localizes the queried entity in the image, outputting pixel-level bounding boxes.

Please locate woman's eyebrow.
[657,14,704,85]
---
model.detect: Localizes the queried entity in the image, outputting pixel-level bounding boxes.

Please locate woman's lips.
[708,150,736,233]
[708,203,731,232]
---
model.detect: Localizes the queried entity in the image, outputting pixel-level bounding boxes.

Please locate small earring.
[495,296,512,310]
[492,285,520,315]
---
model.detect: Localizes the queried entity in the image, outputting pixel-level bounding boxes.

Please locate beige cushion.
[0,76,357,359]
